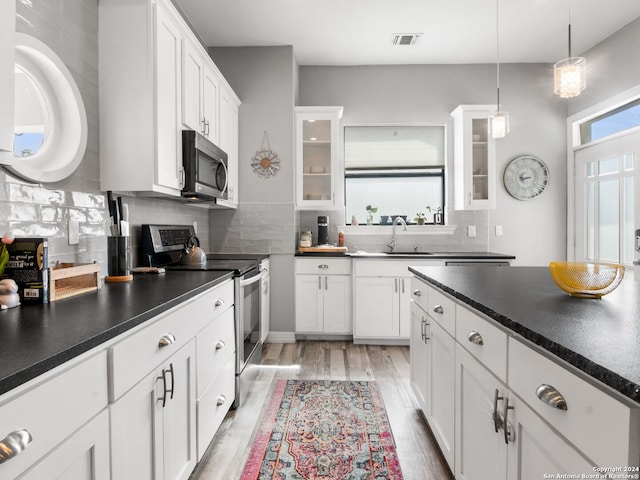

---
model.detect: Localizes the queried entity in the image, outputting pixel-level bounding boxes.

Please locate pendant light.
[489,0,509,139]
[553,0,586,98]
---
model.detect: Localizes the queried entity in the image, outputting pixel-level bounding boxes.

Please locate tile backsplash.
[4,0,210,273]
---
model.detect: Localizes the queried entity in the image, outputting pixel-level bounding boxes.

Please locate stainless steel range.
[141,224,264,408]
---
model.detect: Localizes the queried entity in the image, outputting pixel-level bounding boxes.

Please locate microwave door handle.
[239,270,262,287]
[221,159,229,195]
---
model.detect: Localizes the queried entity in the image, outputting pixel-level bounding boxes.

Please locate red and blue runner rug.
[240,380,404,480]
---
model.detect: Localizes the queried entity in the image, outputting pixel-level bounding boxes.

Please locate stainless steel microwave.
[181,130,228,201]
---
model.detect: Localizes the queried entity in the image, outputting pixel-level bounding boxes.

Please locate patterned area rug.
[240,380,404,480]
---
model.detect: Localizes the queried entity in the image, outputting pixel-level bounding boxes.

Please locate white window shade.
[345,125,445,169]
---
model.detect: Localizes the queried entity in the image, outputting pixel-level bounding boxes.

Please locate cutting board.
[298,246,348,253]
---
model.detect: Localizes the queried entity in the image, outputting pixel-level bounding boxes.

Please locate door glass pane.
[598,179,619,262]
[599,157,619,175]
[586,182,595,260]
[471,119,489,201]
[302,119,331,201]
[624,175,634,265]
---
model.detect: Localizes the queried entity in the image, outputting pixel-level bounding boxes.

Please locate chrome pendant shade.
[554,10,586,98]
[489,0,509,139]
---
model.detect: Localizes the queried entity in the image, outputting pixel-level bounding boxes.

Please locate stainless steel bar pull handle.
[412,289,421,297]
[325,276,328,290]
[214,299,225,308]
[158,333,176,348]
[493,389,503,433]
[467,331,484,345]
[401,278,405,293]
[433,304,444,314]
[215,340,226,350]
[502,396,515,444]
[0,429,32,463]
[536,384,568,410]
[395,278,398,293]
[216,395,226,406]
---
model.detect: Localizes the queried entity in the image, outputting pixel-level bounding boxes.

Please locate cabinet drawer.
[196,355,235,460]
[296,258,351,275]
[456,306,507,382]
[355,259,442,277]
[410,277,429,312]
[427,285,455,336]
[509,338,640,467]
[0,352,108,480]
[196,308,235,396]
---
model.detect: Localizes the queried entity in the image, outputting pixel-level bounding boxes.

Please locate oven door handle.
[239,270,262,287]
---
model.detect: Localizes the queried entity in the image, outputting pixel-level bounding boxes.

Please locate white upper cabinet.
[99,0,239,203]
[295,106,343,210]
[99,0,183,196]
[451,105,496,210]
[215,85,241,208]
[0,0,15,155]
[182,40,220,145]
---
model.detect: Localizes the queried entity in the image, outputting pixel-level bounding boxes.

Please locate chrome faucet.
[387,217,408,252]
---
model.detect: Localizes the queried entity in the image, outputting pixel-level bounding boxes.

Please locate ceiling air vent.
[392,33,422,46]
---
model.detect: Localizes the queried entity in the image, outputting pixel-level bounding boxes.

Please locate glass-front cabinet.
[295,106,343,209]
[451,105,496,210]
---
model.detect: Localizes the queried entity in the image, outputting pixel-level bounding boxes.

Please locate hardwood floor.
[190,341,453,480]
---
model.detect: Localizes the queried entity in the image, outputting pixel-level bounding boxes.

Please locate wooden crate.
[49,263,102,302]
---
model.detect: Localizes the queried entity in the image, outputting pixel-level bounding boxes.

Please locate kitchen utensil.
[549,261,624,298]
[181,236,206,266]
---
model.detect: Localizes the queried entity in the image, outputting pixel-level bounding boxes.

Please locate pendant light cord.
[495,0,501,109]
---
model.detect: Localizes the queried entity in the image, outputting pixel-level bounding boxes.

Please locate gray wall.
[568,17,640,116]
[208,46,298,334]
[299,63,568,265]
[6,0,210,272]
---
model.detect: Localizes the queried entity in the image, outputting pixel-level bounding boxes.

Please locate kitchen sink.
[388,251,434,255]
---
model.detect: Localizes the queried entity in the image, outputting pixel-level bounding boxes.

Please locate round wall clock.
[503,155,549,200]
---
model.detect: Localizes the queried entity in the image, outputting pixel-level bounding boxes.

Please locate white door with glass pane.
[574,131,640,266]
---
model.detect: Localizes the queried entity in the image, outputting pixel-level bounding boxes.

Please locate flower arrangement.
[365,205,378,225]
[0,233,15,276]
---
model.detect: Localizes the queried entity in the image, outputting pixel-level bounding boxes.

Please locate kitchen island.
[409,265,640,479]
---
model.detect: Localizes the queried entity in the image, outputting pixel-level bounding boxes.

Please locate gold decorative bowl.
[549,262,625,298]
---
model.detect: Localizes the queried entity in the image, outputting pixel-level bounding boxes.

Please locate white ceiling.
[172,0,640,66]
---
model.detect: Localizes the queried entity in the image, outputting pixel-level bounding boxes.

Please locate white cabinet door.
[202,63,219,144]
[398,277,411,338]
[294,275,323,333]
[182,39,203,133]
[110,366,163,480]
[20,410,110,480]
[162,340,197,480]
[295,106,343,210]
[410,302,429,411]
[0,0,14,154]
[216,86,240,208]
[451,105,496,210]
[506,394,594,480]
[428,319,455,470]
[323,275,352,334]
[155,1,182,191]
[110,340,196,480]
[455,343,507,480]
[354,277,399,338]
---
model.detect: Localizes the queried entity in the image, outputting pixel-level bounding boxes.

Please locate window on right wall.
[343,124,446,225]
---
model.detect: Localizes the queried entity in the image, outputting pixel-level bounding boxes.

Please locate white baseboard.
[264,331,296,344]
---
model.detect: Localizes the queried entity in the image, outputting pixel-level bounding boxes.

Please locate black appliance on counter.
[141,224,263,408]
[317,215,329,245]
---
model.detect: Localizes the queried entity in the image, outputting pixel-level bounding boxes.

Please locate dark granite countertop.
[409,266,640,405]
[0,270,233,397]
[296,251,515,260]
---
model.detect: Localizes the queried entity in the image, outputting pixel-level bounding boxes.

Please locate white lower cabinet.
[110,339,197,480]
[455,343,508,480]
[20,410,110,480]
[410,280,455,471]
[354,259,443,342]
[295,258,352,334]
[411,276,640,479]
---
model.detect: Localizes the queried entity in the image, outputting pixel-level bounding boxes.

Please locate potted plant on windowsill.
[365,205,378,225]
[414,213,427,225]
